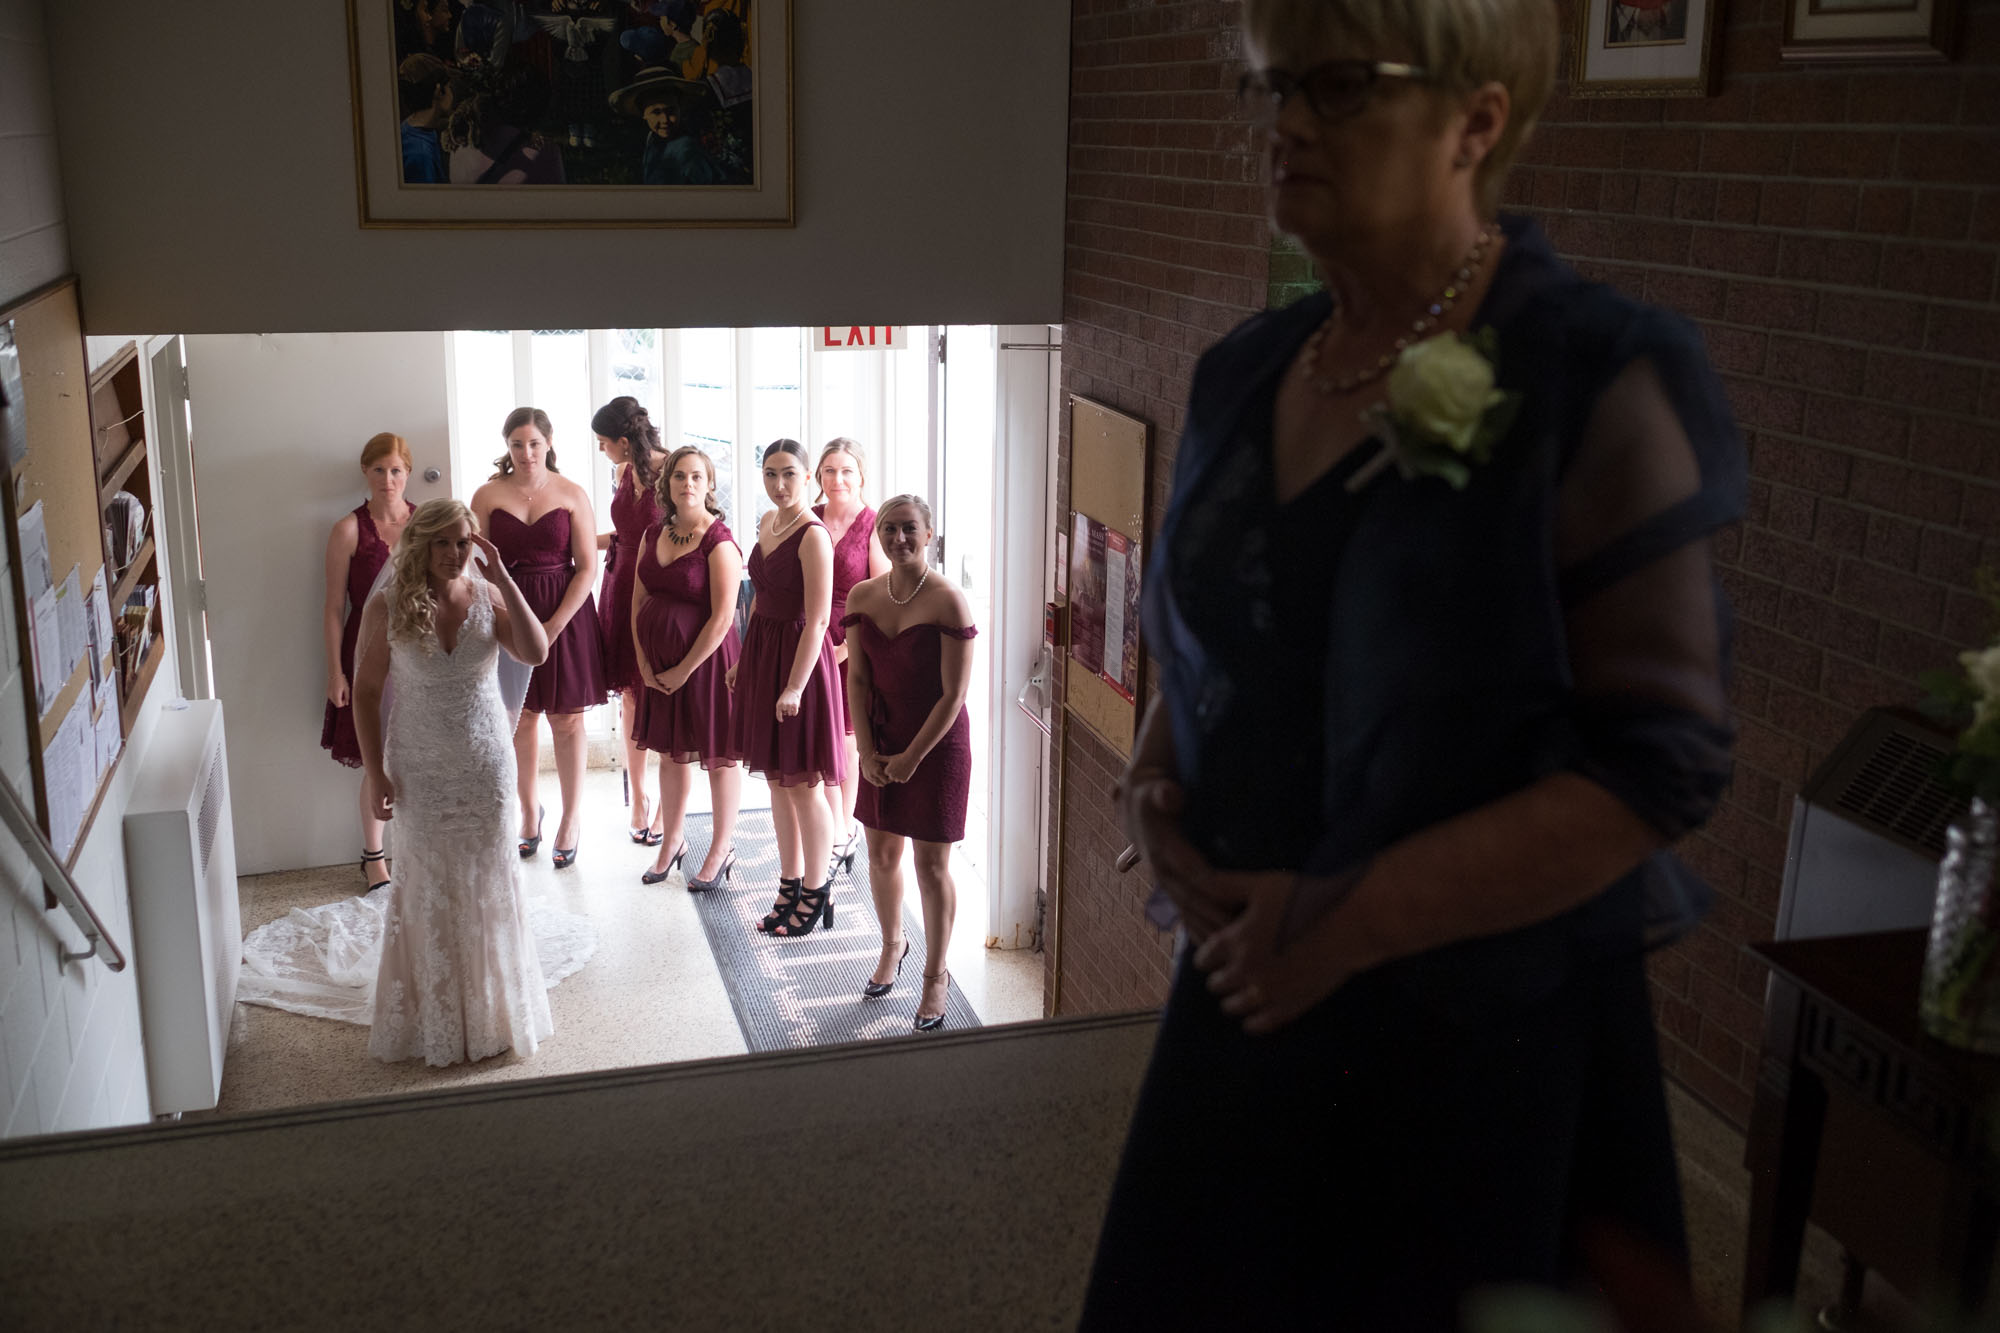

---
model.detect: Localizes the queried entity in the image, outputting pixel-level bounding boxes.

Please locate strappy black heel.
[771,879,834,938]
[862,939,909,999]
[361,848,391,893]
[518,804,545,858]
[628,792,652,844]
[914,969,950,1031]
[829,825,860,881]
[641,841,688,886]
[757,877,803,932]
[687,847,736,893]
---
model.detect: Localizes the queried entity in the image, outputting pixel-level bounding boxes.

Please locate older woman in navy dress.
[1082,0,1745,1326]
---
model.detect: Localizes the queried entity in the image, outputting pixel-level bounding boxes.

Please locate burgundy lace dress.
[729,524,846,788]
[844,613,977,843]
[601,465,659,695]
[488,507,607,714]
[814,503,875,736]
[633,519,742,767]
[321,502,396,767]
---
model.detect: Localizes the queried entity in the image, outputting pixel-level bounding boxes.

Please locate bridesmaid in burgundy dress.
[727,438,846,938]
[843,495,977,1031]
[470,407,607,868]
[811,438,889,879]
[591,396,669,846]
[321,431,415,892]
[632,446,745,887]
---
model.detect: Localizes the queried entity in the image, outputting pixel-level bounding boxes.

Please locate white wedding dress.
[240,573,594,1067]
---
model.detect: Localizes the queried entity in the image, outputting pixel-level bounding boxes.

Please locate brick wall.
[1049,0,2000,1131]
[1051,0,1265,1014]
[1508,0,2000,1126]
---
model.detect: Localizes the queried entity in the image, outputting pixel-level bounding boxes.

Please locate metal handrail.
[0,769,126,972]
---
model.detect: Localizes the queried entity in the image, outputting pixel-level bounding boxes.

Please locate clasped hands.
[859,747,917,787]
[1118,767,1358,1036]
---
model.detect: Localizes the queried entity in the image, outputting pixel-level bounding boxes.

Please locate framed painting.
[346,0,792,228]
[1781,0,1960,63]
[1571,0,1723,98]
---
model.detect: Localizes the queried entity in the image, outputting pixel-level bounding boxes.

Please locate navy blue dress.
[1081,217,1746,1329]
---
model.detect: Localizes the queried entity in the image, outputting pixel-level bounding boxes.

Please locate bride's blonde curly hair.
[386,498,478,648]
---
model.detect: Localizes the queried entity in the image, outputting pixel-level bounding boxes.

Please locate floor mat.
[673,812,981,1051]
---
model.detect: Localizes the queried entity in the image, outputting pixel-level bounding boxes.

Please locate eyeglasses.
[1236,60,1430,125]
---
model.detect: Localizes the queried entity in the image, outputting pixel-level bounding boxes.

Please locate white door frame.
[148,334,209,700]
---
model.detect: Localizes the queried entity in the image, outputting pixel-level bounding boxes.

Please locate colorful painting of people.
[391,0,755,187]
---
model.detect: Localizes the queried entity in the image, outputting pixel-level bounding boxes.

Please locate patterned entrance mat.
[676,811,981,1052]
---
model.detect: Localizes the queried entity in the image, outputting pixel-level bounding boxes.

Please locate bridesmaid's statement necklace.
[887,564,930,605]
[665,517,698,547]
[1300,225,1497,396]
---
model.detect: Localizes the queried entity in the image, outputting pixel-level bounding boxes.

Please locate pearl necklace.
[768,506,807,540]
[1300,225,1497,396]
[887,565,930,605]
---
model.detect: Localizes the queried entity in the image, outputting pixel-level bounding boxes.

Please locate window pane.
[452,331,515,491]
[530,330,590,474]
[679,328,736,521]
[609,328,663,421]
[748,326,802,454]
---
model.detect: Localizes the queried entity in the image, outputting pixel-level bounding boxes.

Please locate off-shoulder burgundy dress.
[814,503,875,736]
[633,519,741,767]
[321,502,396,767]
[730,523,846,788]
[488,507,607,715]
[844,612,977,843]
[601,465,660,696]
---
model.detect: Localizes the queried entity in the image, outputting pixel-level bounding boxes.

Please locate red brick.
[1912,189,1976,242]
[1673,176,1717,221]
[1765,484,1816,540]
[1896,131,2000,185]
[1724,281,1817,333]
[1692,226,1783,278]
[1779,584,1885,663]
[1850,455,1965,522]
[1835,558,1948,631]
[1965,482,2000,532]
[1800,393,1912,459]
[1646,269,1729,320]
[1755,74,1848,124]
[1735,714,1814,785]
[1777,234,1881,286]
[1811,502,1870,558]
[1704,325,1769,375]
[1722,376,1806,432]
[1749,436,1851,497]
[1766,679,1870,756]
[1856,186,1915,236]
[1813,292,1928,350]
[1702,129,1795,176]
[1793,131,1898,180]
[1618,127,1703,173]
[1676,1052,1755,1127]
[1926,305,2000,364]
[1740,525,1842,594]
[1647,946,1694,1000]
[1976,192,2000,244]
[1805,183,1861,231]
[1735,951,1772,1003]
[1565,171,1604,211]
[1864,350,1984,414]
[1719,566,1783,625]
[1824,653,1925,710]
[1599,171,1640,214]
[1848,72,1965,126]
[1945,585,2000,646]
[1878,624,1968,681]
[1716,179,1763,225]
[1696,1022,1749,1081]
[1634,172,1678,219]
[1862,511,1923,571]
[1766,335,1867,392]
[1737,622,1824,690]
[1879,243,1998,300]
[1758,181,1810,229]
[1909,415,2000,481]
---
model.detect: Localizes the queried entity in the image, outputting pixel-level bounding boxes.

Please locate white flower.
[1962,643,2000,729]
[1387,333,1507,453]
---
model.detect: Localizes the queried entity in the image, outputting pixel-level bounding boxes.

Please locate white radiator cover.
[122,700,240,1113]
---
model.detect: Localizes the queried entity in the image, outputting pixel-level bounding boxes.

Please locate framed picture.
[1571,0,1723,98]
[1781,0,1959,63]
[345,0,792,228]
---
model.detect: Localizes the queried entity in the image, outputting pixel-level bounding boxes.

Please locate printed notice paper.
[30,586,60,715]
[17,501,49,599]
[47,694,90,861]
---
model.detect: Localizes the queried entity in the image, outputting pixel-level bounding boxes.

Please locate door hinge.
[936,332,947,365]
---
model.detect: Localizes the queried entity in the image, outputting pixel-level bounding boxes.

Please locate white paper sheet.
[56,565,85,686]
[93,676,120,782]
[30,585,60,716]
[47,694,91,861]
[18,500,50,599]
[88,566,113,659]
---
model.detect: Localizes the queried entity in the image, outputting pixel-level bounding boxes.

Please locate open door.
[148,335,212,700]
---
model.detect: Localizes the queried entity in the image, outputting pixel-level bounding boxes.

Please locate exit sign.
[815,326,906,351]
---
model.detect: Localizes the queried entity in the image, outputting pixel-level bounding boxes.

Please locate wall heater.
[123,699,240,1113]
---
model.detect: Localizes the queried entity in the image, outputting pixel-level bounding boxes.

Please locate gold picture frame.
[346,0,793,228]
[1571,0,1724,98]
[1781,0,1960,63]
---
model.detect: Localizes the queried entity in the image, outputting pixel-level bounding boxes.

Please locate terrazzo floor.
[205,767,1045,1118]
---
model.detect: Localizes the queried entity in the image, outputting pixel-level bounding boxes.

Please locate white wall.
[44,2,1071,335]
[187,333,453,875]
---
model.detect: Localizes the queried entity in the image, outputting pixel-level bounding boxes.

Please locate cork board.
[1064,395,1149,757]
[0,278,115,858]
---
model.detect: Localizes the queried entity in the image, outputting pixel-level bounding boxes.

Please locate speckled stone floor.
[205,767,1044,1119]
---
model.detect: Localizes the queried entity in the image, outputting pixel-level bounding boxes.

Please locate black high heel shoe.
[518,805,546,858]
[914,969,950,1031]
[361,848,391,893]
[756,878,803,932]
[829,825,860,880]
[862,939,909,999]
[628,792,652,844]
[770,879,834,938]
[641,840,689,886]
[687,847,737,893]
[553,845,579,869]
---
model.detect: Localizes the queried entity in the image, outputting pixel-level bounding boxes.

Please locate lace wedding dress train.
[240,573,594,1067]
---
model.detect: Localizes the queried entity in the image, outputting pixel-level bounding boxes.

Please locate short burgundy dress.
[846,612,977,843]
[633,519,742,767]
[320,502,397,767]
[489,506,608,715]
[730,523,846,788]
[601,464,660,695]
[815,503,874,736]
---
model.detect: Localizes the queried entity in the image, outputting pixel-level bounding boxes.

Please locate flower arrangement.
[1346,329,1521,494]
[1919,568,2000,803]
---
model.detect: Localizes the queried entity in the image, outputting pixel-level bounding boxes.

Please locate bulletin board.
[0,277,125,871]
[1063,395,1149,758]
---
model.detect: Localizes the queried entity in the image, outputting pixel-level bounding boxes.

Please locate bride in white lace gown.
[349,499,562,1066]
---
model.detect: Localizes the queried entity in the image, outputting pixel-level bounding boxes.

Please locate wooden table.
[1744,929,2000,1316]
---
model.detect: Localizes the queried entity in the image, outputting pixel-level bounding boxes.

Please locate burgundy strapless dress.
[489,506,608,715]
[634,519,741,767]
[815,503,873,736]
[601,465,659,695]
[730,524,846,788]
[321,502,395,767]
[845,613,977,843]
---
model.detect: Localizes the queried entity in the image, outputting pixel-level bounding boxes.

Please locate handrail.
[0,768,126,972]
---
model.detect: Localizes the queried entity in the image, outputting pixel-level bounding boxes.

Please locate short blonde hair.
[1241,0,1557,216]
[359,431,413,472]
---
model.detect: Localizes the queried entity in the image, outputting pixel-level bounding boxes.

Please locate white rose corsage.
[1345,328,1521,493]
